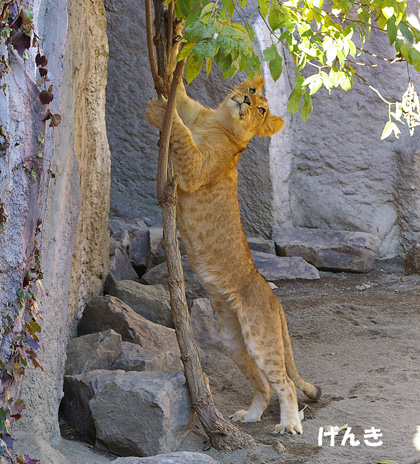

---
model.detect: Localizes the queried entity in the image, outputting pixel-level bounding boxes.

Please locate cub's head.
[219,75,284,143]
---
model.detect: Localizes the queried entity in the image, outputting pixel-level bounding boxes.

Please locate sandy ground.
[62,258,420,464]
[178,258,420,464]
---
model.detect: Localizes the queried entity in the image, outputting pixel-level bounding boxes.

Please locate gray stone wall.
[105,0,420,257]
[0,0,111,448]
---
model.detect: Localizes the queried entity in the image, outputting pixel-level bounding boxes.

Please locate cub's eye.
[249,88,256,94]
[258,107,266,115]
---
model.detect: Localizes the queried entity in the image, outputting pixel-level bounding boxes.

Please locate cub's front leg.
[145,97,168,132]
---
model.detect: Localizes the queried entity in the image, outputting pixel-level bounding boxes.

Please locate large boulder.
[251,250,320,282]
[404,241,420,275]
[90,371,195,457]
[273,227,381,273]
[78,296,180,356]
[61,370,124,442]
[65,329,122,375]
[190,299,221,352]
[112,342,182,372]
[142,255,207,301]
[108,280,173,328]
[112,452,220,464]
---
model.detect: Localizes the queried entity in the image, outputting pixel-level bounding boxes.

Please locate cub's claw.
[274,423,303,435]
[230,409,260,423]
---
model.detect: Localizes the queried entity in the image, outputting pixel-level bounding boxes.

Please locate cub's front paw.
[230,409,261,423]
[145,97,167,131]
[274,422,303,435]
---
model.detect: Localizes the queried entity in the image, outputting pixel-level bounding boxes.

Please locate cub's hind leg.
[236,291,303,434]
[215,306,273,423]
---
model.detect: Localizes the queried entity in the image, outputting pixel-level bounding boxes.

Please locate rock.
[106,230,140,293]
[142,255,207,301]
[247,237,276,255]
[273,227,381,273]
[112,342,182,372]
[108,280,173,328]
[130,229,150,275]
[61,370,124,442]
[190,299,221,352]
[112,452,220,464]
[109,217,148,236]
[404,241,420,275]
[251,250,320,282]
[13,431,71,464]
[78,296,180,356]
[90,371,195,457]
[146,227,187,269]
[65,329,122,375]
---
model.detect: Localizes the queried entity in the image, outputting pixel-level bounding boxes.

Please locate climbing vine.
[0,1,60,463]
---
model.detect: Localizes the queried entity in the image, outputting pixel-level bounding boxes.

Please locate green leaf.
[263,44,277,62]
[302,73,322,94]
[185,7,201,27]
[387,17,397,44]
[300,92,313,121]
[269,53,283,81]
[259,0,269,18]
[206,57,212,76]
[382,6,394,19]
[222,0,234,19]
[288,89,301,114]
[399,22,414,43]
[184,22,215,42]
[268,5,280,31]
[178,42,196,61]
[408,46,420,71]
[185,54,203,83]
[200,2,214,18]
[381,120,400,139]
[193,40,215,59]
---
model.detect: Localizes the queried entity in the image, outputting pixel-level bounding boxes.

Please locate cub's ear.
[258,113,284,137]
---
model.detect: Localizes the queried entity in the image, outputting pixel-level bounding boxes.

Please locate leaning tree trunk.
[145,0,255,451]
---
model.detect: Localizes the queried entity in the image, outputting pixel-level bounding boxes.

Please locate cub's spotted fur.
[146,75,321,435]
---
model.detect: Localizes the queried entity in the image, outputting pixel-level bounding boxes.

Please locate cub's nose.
[243,95,251,106]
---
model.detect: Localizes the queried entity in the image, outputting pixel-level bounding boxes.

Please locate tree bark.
[145,0,255,451]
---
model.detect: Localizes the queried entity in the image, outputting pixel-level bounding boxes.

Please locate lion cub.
[146,75,321,435]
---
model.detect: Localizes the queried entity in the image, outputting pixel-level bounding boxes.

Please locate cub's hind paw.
[230,409,260,423]
[274,422,303,435]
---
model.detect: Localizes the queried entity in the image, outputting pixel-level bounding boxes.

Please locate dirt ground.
[177,258,420,464]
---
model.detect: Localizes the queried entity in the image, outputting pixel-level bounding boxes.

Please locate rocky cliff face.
[0,0,110,447]
[105,0,420,258]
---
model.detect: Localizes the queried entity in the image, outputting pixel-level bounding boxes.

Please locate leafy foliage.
[174,0,419,135]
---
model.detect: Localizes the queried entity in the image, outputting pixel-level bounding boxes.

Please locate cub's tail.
[278,303,322,400]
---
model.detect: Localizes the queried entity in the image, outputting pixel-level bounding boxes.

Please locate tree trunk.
[145,0,255,451]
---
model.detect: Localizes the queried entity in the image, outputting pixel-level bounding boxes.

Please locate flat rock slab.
[90,371,195,457]
[78,296,180,356]
[251,250,320,282]
[273,227,381,273]
[142,255,207,301]
[65,329,122,376]
[109,280,173,328]
[247,237,276,255]
[112,342,182,372]
[112,452,220,464]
